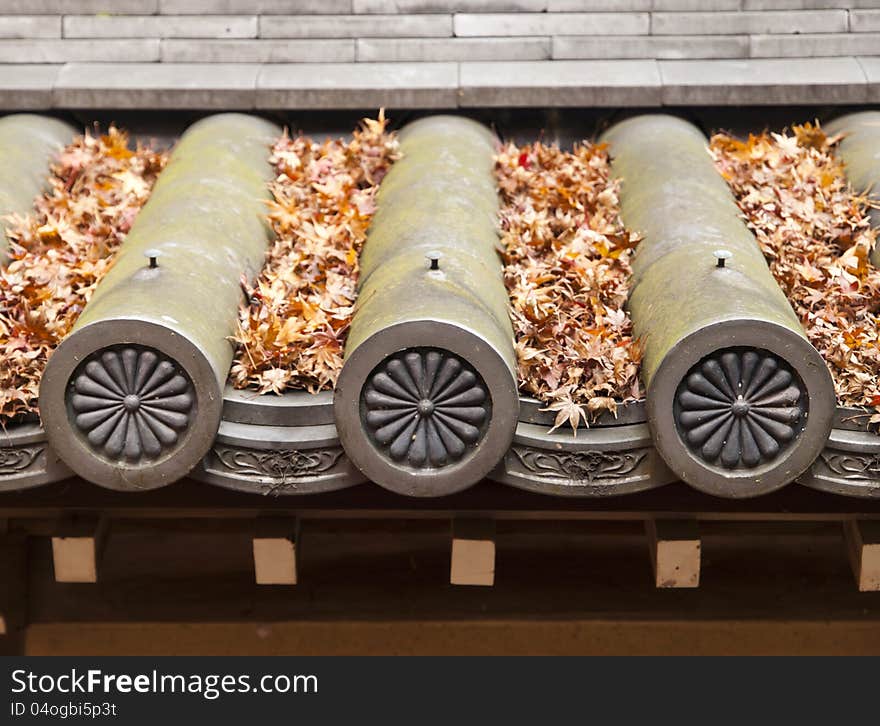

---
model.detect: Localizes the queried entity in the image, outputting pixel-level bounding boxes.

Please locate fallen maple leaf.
[495,139,643,432]
[230,111,400,395]
[711,122,880,413]
[0,126,167,423]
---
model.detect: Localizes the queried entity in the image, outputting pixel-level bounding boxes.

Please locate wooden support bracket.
[51,517,109,584]
[253,518,300,586]
[646,519,701,588]
[450,518,495,587]
[844,520,880,592]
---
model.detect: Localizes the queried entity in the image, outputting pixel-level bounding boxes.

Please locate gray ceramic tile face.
[259,14,452,38]
[852,10,880,33]
[161,39,356,63]
[3,0,879,113]
[256,62,459,108]
[354,0,546,10]
[454,12,649,36]
[54,63,260,108]
[3,0,157,12]
[653,0,739,8]
[0,40,160,63]
[743,0,864,7]
[553,35,748,60]
[751,33,880,58]
[859,56,880,100]
[0,64,60,108]
[548,0,650,9]
[357,36,549,62]
[63,15,258,39]
[652,10,848,35]
[459,59,661,106]
[0,16,61,39]
[659,57,868,105]
[160,0,352,12]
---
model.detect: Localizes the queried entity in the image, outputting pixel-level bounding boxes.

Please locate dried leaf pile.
[0,127,166,423]
[495,140,643,431]
[710,124,880,417]
[229,113,399,395]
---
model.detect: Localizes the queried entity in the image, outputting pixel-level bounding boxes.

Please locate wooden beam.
[646,519,701,588]
[24,618,880,656]
[450,518,495,587]
[6,478,880,523]
[844,520,880,591]
[252,518,299,586]
[51,518,108,584]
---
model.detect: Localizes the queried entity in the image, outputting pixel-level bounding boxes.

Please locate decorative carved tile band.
[513,446,647,484]
[0,446,42,474]
[214,446,343,480]
[818,451,880,481]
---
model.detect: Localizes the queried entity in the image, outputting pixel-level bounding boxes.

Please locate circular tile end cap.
[39,318,223,491]
[335,321,518,497]
[647,319,835,499]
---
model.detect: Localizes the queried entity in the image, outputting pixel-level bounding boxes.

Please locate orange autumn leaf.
[710,122,880,413]
[495,139,643,431]
[229,112,400,395]
[0,127,167,422]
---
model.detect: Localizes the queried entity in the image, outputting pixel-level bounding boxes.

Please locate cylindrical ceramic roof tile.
[335,115,519,497]
[603,114,835,498]
[39,113,281,491]
[0,114,75,265]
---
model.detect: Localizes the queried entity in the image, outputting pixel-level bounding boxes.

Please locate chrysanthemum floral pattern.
[676,349,806,469]
[362,349,490,469]
[70,347,194,462]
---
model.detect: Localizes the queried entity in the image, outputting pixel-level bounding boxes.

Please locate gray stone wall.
[2,1,879,63]
[0,1,878,108]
